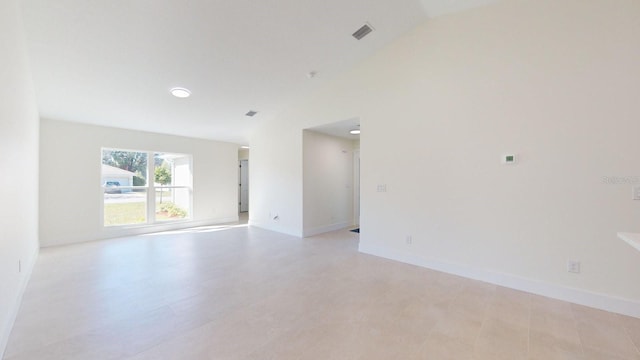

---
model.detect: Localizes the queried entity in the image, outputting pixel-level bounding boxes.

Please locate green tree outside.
[102,150,148,180]
[155,165,171,203]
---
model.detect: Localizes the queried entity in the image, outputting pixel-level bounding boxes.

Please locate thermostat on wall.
[502,154,517,165]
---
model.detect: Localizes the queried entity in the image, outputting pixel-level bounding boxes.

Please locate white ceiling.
[20,0,498,145]
[308,117,361,141]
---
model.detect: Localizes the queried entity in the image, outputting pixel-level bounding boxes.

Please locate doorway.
[354,150,360,226]
[301,118,360,236]
[239,159,249,213]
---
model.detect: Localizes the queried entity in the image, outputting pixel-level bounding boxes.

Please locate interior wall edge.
[0,246,39,358]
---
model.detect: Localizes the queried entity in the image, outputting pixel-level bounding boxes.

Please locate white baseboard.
[249,220,302,238]
[41,216,240,247]
[99,216,240,240]
[303,221,352,237]
[359,242,640,319]
[1,246,39,358]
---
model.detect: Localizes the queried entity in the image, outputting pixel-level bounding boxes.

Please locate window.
[102,148,192,227]
[154,152,191,222]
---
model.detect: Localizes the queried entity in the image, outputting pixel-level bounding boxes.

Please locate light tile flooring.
[4,223,640,360]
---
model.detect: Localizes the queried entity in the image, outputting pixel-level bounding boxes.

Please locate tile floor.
[3,223,640,359]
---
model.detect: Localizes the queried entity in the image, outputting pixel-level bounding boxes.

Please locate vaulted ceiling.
[21,0,498,144]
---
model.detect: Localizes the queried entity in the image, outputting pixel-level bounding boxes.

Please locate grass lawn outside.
[104,201,186,226]
[104,202,146,226]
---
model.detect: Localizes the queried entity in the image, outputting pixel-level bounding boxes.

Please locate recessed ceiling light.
[349,129,361,135]
[170,87,191,98]
[240,146,250,149]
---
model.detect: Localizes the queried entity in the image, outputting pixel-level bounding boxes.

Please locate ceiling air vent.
[245,110,258,117]
[352,23,374,40]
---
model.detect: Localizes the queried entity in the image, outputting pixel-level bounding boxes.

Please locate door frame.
[238,159,249,212]
[353,150,360,226]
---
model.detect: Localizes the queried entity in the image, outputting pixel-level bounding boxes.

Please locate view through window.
[102,149,192,227]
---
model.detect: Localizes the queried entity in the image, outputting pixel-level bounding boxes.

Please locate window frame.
[101,147,193,228]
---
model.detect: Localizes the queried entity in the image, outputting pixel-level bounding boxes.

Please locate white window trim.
[101,148,193,228]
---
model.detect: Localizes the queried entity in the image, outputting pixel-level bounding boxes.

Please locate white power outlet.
[567,260,581,274]
[405,235,412,245]
[377,184,387,192]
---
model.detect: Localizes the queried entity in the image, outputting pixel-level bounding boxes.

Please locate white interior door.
[239,160,249,212]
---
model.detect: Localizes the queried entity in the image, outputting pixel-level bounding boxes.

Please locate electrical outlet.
[632,185,640,200]
[377,184,387,192]
[405,235,412,245]
[567,260,581,274]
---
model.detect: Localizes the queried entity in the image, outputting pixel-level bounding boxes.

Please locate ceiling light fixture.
[245,110,258,117]
[240,146,250,149]
[170,87,191,98]
[349,129,361,135]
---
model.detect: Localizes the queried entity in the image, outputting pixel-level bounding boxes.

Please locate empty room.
[2,0,640,359]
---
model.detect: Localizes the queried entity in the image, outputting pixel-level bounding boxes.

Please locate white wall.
[40,119,239,247]
[0,0,40,355]
[250,123,304,236]
[251,0,640,316]
[303,131,355,236]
